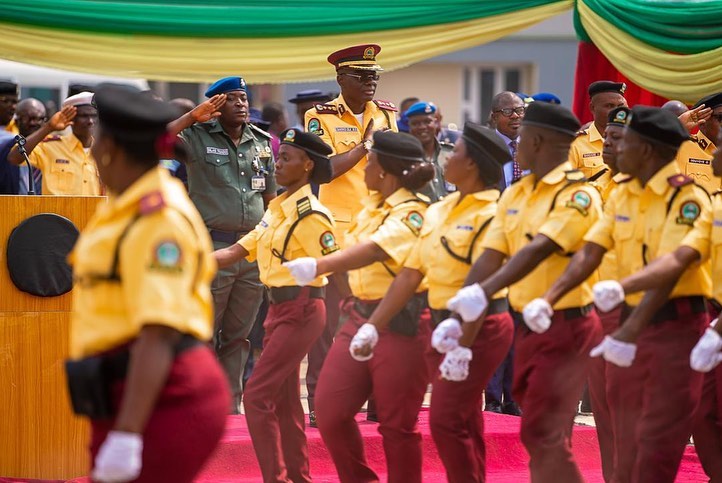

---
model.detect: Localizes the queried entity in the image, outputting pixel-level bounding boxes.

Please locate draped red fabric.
[572,41,669,124]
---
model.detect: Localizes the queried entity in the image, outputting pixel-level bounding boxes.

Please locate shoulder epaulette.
[667,174,694,188]
[439,141,454,149]
[314,103,339,115]
[616,175,634,184]
[373,100,398,112]
[42,135,62,142]
[415,192,431,204]
[138,191,166,215]
[564,169,586,182]
[576,129,588,137]
[296,196,313,217]
[248,123,272,139]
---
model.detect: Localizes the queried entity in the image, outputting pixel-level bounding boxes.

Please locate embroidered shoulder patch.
[667,174,694,188]
[565,190,592,216]
[320,231,340,255]
[676,200,701,226]
[401,211,424,235]
[149,240,183,273]
[307,118,323,135]
[564,170,586,181]
[139,191,166,215]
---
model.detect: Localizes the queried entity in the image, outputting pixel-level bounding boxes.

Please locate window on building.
[461,65,533,124]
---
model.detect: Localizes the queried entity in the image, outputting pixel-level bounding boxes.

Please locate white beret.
[63,91,94,107]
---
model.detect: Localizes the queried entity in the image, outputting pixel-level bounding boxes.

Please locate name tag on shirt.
[55,158,70,164]
[335,127,359,132]
[251,175,266,191]
[507,209,519,215]
[714,220,722,227]
[207,147,229,156]
[456,225,474,231]
[583,152,600,158]
[689,158,711,165]
[615,215,630,222]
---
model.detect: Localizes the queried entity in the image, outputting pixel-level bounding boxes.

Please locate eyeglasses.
[342,73,380,83]
[713,114,722,123]
[0,96,18,105]
[493,107,525,117]
[19,115,47,123]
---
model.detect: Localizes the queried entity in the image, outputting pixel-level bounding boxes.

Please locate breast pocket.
[48,162,74,192]
[203,154,233,186]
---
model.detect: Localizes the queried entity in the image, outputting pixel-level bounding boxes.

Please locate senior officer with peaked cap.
[168,75,276,414]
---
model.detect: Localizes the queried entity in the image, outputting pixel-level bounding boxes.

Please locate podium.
[0,195,105,479]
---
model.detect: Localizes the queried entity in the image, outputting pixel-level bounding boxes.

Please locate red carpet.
[2,409,710,482]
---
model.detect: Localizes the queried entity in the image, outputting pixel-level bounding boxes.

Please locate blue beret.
[404,101,437,118]
[531,92,561,105]
[397,115,410,133]
[205,76,247,98]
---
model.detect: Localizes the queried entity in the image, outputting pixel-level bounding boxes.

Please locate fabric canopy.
[0,0,720,100]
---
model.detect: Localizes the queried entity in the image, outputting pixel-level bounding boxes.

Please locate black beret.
[628,105,690,148]
[693,92,722,110]
[280,128,333,184]
[462,122,512,166]
[0,81,19,96]
[607,106,631,127]
[588,81,627,97]
[522,101,581,137]
[288,90,332,104]
[93,84,178,141]
[370,130,425,163]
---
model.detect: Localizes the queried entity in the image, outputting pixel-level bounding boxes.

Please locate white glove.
[522,298,553,334]
[590,335,636,367]
[431,317,463,353]
[92,431,143,482]
[283,257,318,286]
[690,328,722,373]
[439,346,473,381]
[447,283,488,322]
[711,318,718,328]
[593,280,625,313]
[349,323,379,362]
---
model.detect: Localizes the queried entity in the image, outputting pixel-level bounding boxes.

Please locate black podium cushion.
[7,213,79,297]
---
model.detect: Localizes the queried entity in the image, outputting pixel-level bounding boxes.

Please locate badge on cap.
[616,111,627,122]
[285,130,296,142]
[364,47,375,59]
[677,200,701,226]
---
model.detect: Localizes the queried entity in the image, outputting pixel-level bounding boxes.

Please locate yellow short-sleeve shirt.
[568,123,607,179]
[405,189,507,310]
[345,188,427,300]
[482,162,602,311]
[304,95,397,231]
[674,132,720,195]
[29,133,101,195]
[239,184,338,288]
[585,161,712,305]
[69,167,216,358]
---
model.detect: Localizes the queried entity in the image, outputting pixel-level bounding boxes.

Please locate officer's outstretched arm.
[329,119,374,180]
[166,94,226,137]
[315,240,388,275]
[620,246,700,295]
[612,282,675,343]
[213,243,250,270]
[544,242,606,306]
[7,105,76,165]
[457,248,506,346]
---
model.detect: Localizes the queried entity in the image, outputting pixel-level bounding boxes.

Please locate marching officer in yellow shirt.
[8,91,101,195]
[66,85,229,482]
[595,126,722,483]
[285,130,434,483]
[437,101,603,482]
[538,106,710,482]
[569,81,627,180]
[304,43,398,426]
[212,128,337,483]
[350,122,514,482]
[674,92,722,194]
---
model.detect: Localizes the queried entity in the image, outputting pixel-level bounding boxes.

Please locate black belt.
[648,296,708,325]
[209,229,247,244]
[105,334,202,380]
[430,298,509,326]
[708,298,722,316]
[268,286,325,304]
[557,304,594,321]
[353,293,428,319]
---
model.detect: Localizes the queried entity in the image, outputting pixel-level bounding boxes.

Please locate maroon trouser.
[315,303,431,483]
[513,307,602,483]
[244,290,326,483]
[691,305,722,483]
[91,345,229,483]
[608,298,706,483]
[588,306,622,482]
[429,312,514,483]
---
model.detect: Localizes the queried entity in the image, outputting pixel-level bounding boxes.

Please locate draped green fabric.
[576,0,722,54]
[1,0,558,37]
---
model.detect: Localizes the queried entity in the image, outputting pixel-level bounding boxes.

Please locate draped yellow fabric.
[577,0,722,103]
[0,1,571,83]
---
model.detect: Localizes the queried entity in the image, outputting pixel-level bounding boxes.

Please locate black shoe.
[366,411,379,423]
[485,401,502,413]
[502,402,522,416]
[309,411,317,428]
